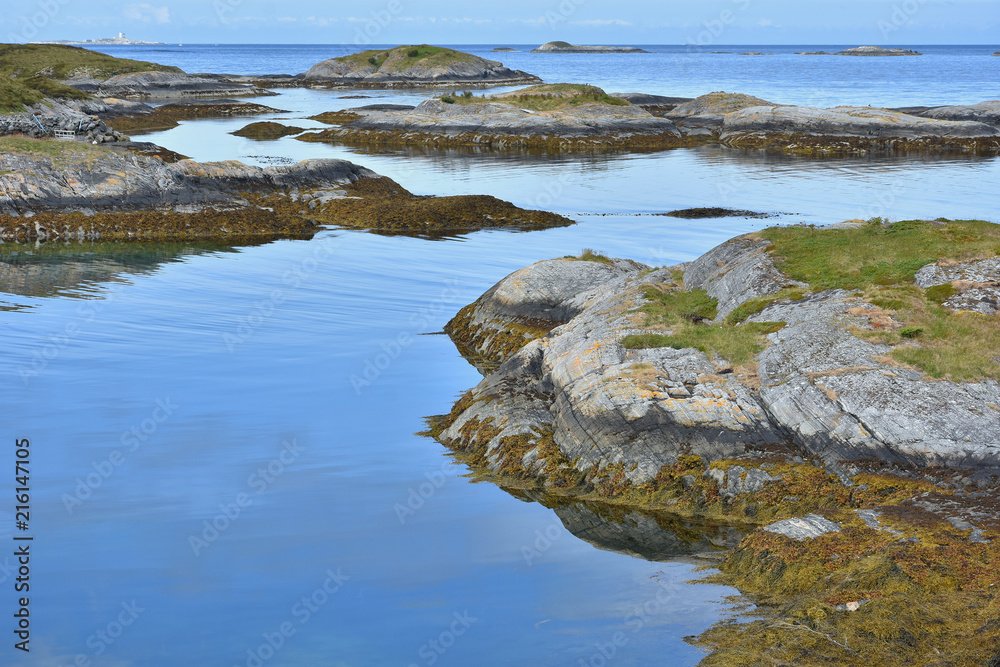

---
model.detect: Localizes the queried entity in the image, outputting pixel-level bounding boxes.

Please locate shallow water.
[2,45,1000,666]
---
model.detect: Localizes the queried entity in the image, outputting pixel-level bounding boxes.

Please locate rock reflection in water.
[511,489,745,561]
[0,240,249,301]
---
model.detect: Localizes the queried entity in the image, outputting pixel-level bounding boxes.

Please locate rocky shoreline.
[428,221,1000,664]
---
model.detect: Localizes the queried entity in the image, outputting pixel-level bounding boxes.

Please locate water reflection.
[0,240,250,301]
[508,490,746,562]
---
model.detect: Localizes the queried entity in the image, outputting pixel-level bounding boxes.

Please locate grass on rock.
[0,44,180,111]
[442,83,630,112]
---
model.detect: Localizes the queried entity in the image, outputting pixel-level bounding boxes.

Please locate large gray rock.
[0,151,376,216]
[684,235,806,321]
[722,105,1000,142]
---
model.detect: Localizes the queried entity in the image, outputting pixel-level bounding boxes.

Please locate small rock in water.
[763,514,841,540]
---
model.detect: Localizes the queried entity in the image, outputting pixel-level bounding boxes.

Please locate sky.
[3,0,998,46]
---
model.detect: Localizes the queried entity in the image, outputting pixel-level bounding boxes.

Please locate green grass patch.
[621,285,784,365]
[759,219,1000,291]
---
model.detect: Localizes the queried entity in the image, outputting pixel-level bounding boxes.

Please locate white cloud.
[123,3,170,24]
[571,19,633,26]
[758,18,775,27]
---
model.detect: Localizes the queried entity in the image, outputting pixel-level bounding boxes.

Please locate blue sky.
[4,0,998,45]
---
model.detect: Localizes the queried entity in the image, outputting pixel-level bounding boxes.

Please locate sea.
[0,44,998,666]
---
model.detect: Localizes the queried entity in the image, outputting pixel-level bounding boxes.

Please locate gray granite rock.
[763,514,841,539]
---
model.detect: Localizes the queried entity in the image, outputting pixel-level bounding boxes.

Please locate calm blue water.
[1,44,999,666]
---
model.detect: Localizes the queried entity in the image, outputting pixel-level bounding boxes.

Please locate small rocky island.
[430,220,1000,665]
[299,44,540,87]
[837,45,922,56]
[797,47,922,56]
[531,41,648,54]
[296,88,1000,155]
[296,84,694,152]
[492,47,518,52]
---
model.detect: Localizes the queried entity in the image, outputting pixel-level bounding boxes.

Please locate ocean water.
[1,44,999,666]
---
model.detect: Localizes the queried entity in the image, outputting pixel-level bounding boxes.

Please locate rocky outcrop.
[64,70,273,99]
[0,151,372,215]
[720,104,1000,153]
[664,92,775,136]
[915,257,1000,315]
[434,229,1000,498]
[912,100,1000,127]
[836,46,921,56]
[531,41,648,54]
[492,47,518,52]
[301,45,540,87]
